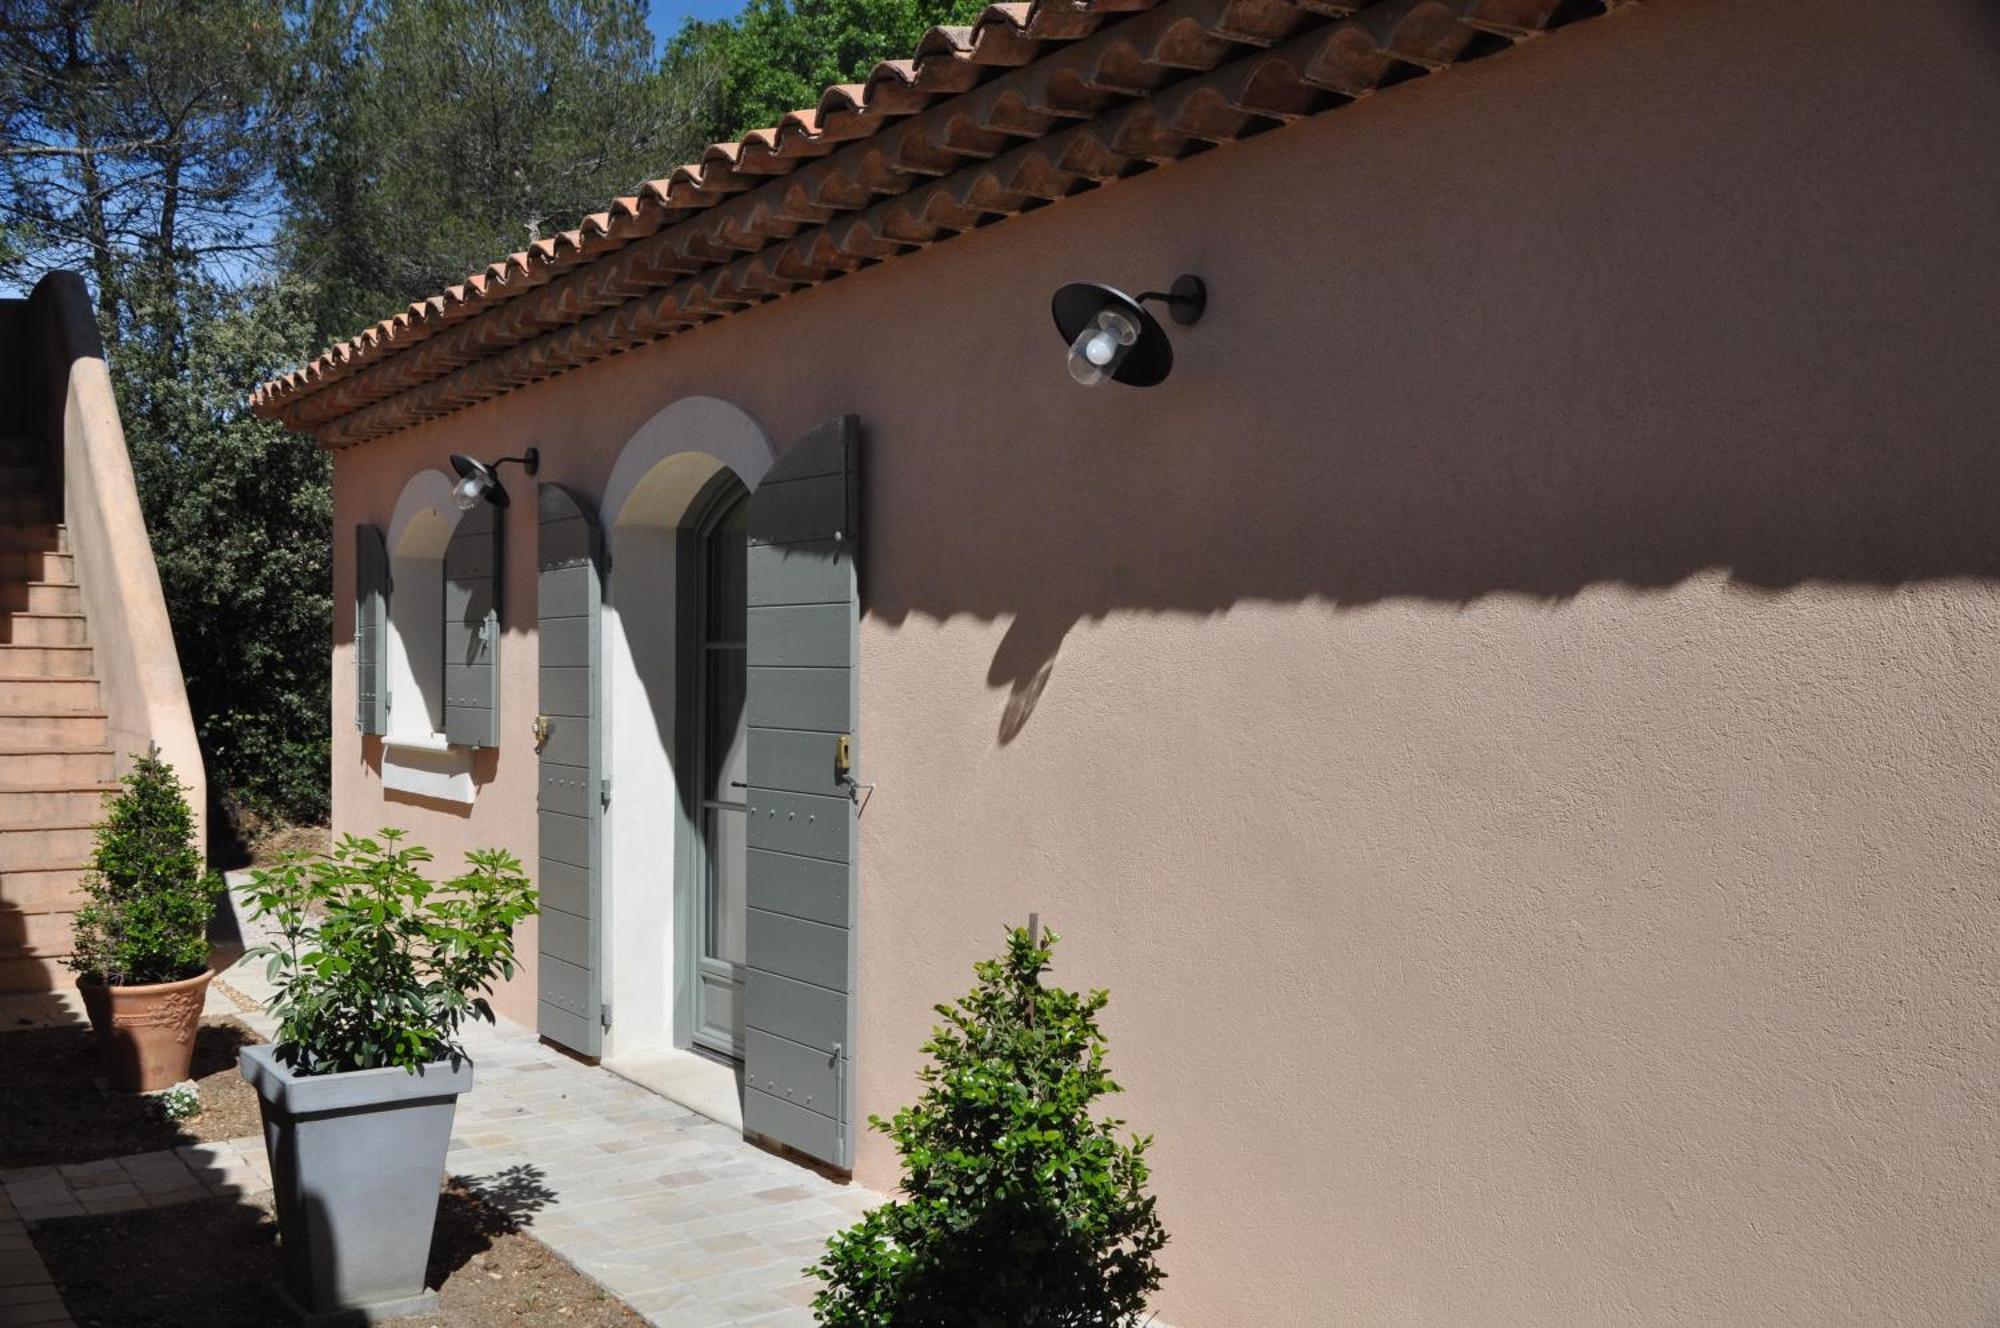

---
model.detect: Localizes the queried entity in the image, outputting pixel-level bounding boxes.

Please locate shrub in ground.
[811,925,1167,1327]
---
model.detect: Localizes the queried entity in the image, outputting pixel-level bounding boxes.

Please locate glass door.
[692,488,749,1058]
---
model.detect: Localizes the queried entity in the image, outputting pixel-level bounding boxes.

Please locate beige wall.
[327,1,2000,1322]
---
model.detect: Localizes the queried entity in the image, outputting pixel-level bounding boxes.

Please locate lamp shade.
[448,453,507,508]
[1051,283,1175,387]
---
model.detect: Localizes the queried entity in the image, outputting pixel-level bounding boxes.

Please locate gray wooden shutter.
[355,523,388,735]
[444,500,501,747]
[536,484,605,1057]
[742,415,860,1168]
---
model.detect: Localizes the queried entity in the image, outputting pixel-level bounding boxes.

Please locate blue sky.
[648,0,744,42]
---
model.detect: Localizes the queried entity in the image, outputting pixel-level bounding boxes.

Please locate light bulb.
[1083,329,1119,366]
[1067,344,1106,385]
[452,474,485,511]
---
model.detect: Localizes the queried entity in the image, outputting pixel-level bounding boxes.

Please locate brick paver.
[0,1139,270,1222]
[0,1193,72,1328]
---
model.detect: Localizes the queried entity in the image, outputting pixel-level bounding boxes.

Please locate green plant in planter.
[810,926,1168,1327]
[240,829,536,1075]
[66,751,217,986]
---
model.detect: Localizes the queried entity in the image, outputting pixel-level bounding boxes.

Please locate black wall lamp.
[1052,275,1206,387]
[449,447,540,510]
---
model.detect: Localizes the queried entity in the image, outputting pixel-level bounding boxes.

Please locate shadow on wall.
[362,736,500,819]
[856,0,2000,742]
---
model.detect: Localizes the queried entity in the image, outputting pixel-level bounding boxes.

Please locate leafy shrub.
[239,829,536,1075]
[810,926,1168,1327]
[67,751,217,987]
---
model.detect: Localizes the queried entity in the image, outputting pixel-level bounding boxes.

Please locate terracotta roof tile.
[255,0,1633,443]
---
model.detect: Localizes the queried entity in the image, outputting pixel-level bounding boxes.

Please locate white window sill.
[381,733,475,804]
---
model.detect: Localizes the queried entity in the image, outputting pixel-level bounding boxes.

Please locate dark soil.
[0,1018,265,1166]
[37,1177,647,1328]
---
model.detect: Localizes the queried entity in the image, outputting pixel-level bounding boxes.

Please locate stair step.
[0,523,64,553]
[0,957,66,991]
[0,465,55,494]
[0,494,58,523]
[0,910,75,958]
[0,676,99,712]
[0,436,47,467]
[0,824,94,872]
[0,550,74,584]
[0,748,116,784]
[0,866,88,913]
[0,582,80,614]
[0,712,107,747]
[0,613,87,645]
[0,784,116,827]
[0,644,93,677]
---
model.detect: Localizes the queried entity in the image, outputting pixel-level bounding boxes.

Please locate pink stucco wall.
[327,2,2000,1321]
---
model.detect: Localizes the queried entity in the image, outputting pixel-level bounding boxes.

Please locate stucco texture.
[325,1,2000,1322]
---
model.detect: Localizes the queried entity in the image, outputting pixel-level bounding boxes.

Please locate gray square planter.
[241,1044,474,1325]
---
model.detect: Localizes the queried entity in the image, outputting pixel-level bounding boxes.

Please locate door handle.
[532,714,551,752]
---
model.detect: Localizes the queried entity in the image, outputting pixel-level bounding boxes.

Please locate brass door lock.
[835,733,852,779]
[532,714,552,752]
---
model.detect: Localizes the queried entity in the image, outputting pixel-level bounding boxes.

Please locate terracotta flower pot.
[77,969,214,1093]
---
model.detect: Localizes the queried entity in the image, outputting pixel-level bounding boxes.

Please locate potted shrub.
[810,924,1169,1326]
[67,750,220,1094]
[237,829,535,1324]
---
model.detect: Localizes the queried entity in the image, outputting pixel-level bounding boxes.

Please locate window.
[357,470,501,801]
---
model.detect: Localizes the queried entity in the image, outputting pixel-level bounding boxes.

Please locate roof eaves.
[259,0,1632,444]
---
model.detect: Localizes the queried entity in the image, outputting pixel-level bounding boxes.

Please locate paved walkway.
[439,1018,873,1325]
[0,906,880,1327]
[217,919,877,1327]
[0,1016,872,1327]
[0,1193,70,1328]
[0,1139,269,1222]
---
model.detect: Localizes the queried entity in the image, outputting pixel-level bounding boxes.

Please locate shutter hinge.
[600,776,612,807]
[600,1002,612,1030]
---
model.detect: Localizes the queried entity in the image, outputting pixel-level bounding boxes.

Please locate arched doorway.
[596,399,776,1069]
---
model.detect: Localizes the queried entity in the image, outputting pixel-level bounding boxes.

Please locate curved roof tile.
[255,0,1629,440]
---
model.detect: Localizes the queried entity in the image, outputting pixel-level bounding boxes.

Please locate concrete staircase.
[0,270,202,993]
[0,433,115,990]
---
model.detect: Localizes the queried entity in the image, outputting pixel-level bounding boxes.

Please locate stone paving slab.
[0,1139,270,1222]
[439,1017,876,1328]
[0,1194,72,1328]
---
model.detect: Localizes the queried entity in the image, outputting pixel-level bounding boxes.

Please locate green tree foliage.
[6,0,990,835]
[0,0,301,342]
[67,751,219,987]
[240,830,538,1074]
[3,1,329,829]
[282,0,721,339]
[811,927,1168,1326]
[115,274,334,825]
[670,0,987,143]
